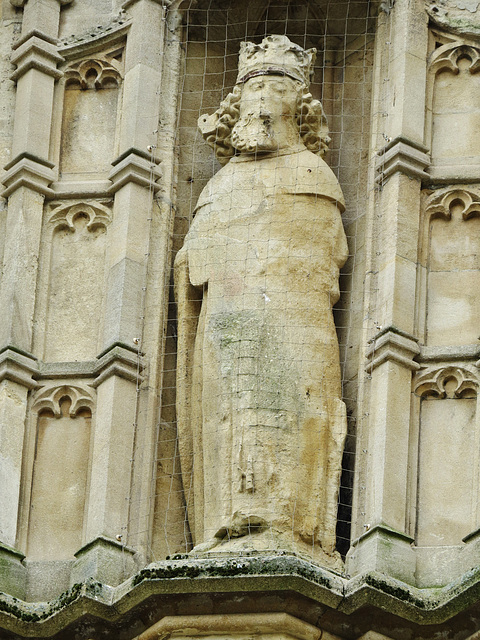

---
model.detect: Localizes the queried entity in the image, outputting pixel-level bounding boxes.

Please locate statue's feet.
[190,523,344,572]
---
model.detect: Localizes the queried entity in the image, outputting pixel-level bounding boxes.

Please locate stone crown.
[236,35,316,86]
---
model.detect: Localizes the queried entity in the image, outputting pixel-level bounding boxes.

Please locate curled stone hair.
[198,81,331,164]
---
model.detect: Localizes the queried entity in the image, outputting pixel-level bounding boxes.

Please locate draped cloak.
[175,146,349,557]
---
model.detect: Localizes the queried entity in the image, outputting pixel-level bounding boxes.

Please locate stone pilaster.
[0,0,69,572]
[79,345,143,585]
[0,348,37,597]
[348,0,429,582]
[89,0,178,572]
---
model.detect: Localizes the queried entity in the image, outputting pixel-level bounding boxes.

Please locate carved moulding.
[429,42,480,76]
[414,365,478,398]
[31,383,95,417]
[366,327,420,373]
[64,58,122,89]
[375,137,430,184]
[424,187,480,220]
[48,200,112,232]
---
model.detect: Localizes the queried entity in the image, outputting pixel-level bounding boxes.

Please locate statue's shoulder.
[194,161,237,211]
[288,150,345,211]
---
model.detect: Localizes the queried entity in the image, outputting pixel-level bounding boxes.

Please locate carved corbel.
[31,383,95,417]
[414,366,478,399]
[366,327,420,373]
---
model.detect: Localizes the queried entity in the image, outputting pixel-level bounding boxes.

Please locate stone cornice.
[375,137,430,185]
[2,154,56,198]
[366,327,420,373]
[0,347,39,389]
[108,149,161,194]
[10,35,64,82]
[2,554,480,635]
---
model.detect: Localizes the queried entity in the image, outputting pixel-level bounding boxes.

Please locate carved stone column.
[347,0,429,582]
[0,0,70,598]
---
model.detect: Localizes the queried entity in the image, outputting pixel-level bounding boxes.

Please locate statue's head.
[198,35,331,163]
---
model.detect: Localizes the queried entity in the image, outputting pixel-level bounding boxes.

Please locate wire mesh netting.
[132,0,379,566]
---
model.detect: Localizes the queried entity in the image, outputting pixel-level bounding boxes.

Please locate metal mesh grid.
[140,0,378,565]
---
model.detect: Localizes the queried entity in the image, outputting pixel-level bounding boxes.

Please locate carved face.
[231,75,301,153]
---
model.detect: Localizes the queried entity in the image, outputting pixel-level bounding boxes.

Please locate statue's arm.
[174,247,203,530]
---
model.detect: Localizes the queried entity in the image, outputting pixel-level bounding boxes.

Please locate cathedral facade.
[0,0,480,637]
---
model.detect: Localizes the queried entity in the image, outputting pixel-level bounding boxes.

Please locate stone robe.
[175,145,349,560]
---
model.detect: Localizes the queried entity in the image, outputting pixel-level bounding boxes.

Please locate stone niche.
[427,36,480,180]
[24,384,95,561]
[59,54,122,180]
[152,0,375,561]
[414,367,478,547]
[34,201,112,362]
[419,188,480,346]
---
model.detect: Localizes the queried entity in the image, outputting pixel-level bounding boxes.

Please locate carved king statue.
[175,35,348,567]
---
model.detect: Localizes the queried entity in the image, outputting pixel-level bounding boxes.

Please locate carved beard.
[231,111,279,153]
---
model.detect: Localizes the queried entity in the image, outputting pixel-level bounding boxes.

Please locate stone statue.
[175,35,348,567]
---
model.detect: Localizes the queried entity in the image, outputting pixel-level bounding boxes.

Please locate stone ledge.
[122,0,163,8]
[37,360,98,379]
[49,179,112,200]
[427,164,480,185]
[2,555,480,636]
[134,613,324,640]
[10,0,72,6]
[419,343,480,363]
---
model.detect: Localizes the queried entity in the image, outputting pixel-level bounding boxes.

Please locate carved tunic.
[175,146,348,558]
